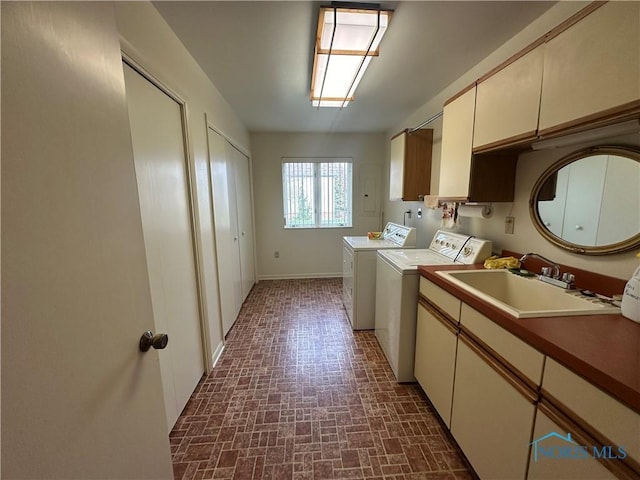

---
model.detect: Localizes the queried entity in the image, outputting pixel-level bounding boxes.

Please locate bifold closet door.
[208,128,256,335]
[232,145,256,300]
[124,62,204,431]
[208,128,241,335]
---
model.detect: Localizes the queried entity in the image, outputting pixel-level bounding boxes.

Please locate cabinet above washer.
[389,128,433,201]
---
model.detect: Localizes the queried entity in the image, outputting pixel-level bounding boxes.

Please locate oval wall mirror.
[530,145,640,255]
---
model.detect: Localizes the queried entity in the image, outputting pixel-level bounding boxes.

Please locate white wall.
[251,132,386,279]
[115,2,251,367]
[467,133,640,279]
[383,1,639,281]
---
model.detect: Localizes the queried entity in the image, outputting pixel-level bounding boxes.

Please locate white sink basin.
[436,269,621,318]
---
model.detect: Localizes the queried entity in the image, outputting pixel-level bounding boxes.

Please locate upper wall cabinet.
[439,87,476,200]
[441,2,640,162]
[389,128,433,201]
[538,1,640,135]
[438,86,518,202]
[473,44,544,152]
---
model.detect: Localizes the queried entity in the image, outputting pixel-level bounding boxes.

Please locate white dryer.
[343,222,416,330]
[375,230,492,382]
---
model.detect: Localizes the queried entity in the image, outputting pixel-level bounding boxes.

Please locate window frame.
[282,157,353,229]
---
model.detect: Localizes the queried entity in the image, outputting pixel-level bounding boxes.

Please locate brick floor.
[171,278,475,480]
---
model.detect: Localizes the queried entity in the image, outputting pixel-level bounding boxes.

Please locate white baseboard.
[258,272,342,281]
[210,341,225,369]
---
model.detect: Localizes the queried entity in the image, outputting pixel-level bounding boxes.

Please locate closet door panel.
[208,128,238,335]
[233,147,256,301]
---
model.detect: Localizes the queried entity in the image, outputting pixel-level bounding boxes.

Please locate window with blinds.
[282,158,352,228]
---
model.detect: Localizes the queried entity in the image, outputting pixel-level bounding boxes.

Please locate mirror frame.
[529,145,640,255]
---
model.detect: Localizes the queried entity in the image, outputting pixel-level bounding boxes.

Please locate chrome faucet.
[519,253,575,289]
[519,253,560,279]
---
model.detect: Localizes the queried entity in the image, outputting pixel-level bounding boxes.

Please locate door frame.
[121,50,211,372]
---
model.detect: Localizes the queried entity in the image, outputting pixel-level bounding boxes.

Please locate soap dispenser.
[621,258,640,324]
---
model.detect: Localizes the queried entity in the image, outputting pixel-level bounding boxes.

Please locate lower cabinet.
[542,358,640,466]
[527,408,617,480]
[416,277,639,480]
[450,333,537,480]
[414,302,457,427]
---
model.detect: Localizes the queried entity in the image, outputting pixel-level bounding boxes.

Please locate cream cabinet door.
[539,2,640,133]
[542,358,640,465]
[415,303,457,427]
[439,87,476,198]
[473,45,544,150]
[389,132,406,200]
[450,336,536,479]
[528,410,617,480]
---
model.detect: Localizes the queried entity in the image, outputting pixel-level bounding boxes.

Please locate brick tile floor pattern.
[171,278,476,480]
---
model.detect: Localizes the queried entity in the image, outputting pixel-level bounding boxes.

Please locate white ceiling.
[154,1,555,133]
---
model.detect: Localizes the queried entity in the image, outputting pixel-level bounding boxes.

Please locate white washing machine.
[375,230,492,382]
[343,222,416,330]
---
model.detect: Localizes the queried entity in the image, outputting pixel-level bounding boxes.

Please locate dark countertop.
[418,264,640,414]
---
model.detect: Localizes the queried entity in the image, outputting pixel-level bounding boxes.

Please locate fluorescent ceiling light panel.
[311,5,392,108]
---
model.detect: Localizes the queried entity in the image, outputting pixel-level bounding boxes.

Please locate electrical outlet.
[274,251,280,258]
[504,216,515,234]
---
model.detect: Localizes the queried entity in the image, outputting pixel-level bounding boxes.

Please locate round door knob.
[139,331,169,352]
[575,225,583,230]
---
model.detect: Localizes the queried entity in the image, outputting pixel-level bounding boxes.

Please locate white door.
[124,63,205,431]
[225,141,244,312]
[537,167,569,239]
[2,2,173,477]
[233,146,256,300]
[208,127,240,335]
[562,156,607,246]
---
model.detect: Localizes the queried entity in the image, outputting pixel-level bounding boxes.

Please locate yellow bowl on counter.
[367,231,383,240]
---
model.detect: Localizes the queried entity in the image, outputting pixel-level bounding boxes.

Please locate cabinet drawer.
[460,303,544,385]
[419,277,461,321]
[542,358,640,465]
